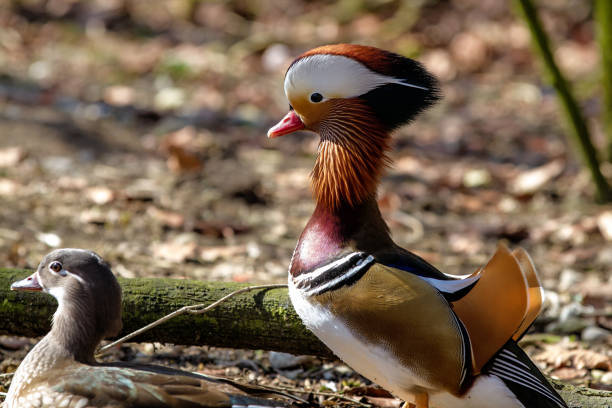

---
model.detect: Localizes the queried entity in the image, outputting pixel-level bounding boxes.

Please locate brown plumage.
[312,99,390,208]
[269,44,568,408]
[6,249,291,408]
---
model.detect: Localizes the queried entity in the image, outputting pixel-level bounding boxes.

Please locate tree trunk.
[595,0,612,162]
[514,0,612,202]
[1,268,610,407]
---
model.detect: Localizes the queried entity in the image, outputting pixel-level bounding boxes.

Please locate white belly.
[431,375,524,408]
[288,280,428,397]
[288,280,525,408]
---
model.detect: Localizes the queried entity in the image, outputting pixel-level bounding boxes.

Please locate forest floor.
[0,0,611,406]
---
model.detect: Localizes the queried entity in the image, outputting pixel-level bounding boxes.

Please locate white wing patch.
[285,54,427,100]
[420,274,480,295]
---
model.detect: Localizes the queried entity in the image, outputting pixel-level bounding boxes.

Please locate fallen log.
[1,268,610,407]
[0,268,331,357]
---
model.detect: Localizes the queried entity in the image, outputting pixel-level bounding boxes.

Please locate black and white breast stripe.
[487,346,567,407]
[292,252,375,296]
[451,311,472,390]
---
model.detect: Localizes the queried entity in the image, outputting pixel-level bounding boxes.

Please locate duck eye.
[310,92,323,103]
[49,261,62,274]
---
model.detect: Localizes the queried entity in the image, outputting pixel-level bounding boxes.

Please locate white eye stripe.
[49,266,87,285]
[285,54,428,100]
[63,269,86,284]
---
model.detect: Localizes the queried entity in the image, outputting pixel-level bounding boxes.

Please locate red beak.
[11,272,43,292]
[268,110,305,138]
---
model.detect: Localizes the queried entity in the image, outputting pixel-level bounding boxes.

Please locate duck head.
[268,44,440,209]
[11,249,122,342]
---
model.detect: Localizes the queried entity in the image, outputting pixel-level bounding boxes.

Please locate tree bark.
[514,0,612,202]
[595,0,612,162]
[1,268,610,407]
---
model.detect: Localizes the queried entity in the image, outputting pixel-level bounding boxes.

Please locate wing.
[451,244,543,374]
[485,340,567,408]
[378,243,543,375]
[310,262,471,395]
[376,246,480,301]
[40,365,288,408]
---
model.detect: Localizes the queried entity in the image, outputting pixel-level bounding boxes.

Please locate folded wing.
[451,244,543,374]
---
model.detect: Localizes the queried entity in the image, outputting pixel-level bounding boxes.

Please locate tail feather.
[485,340,567,408]
[452,244,544,374]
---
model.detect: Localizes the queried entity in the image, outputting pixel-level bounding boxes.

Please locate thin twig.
[260,383,373,408]
[96,283,287,357]
[0,373,14,378]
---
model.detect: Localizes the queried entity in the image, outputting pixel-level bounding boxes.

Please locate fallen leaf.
[103,85,134,106]
[199,245,247,262]
[36,232,62,248]
[0,179,19,196]
[192,220,249,238]
[0,147,27,168]
[86,186,115,205]
[152,239,197,263]
[550,367,588,380]
[364,397,402,408]
[159,127,205,173]
[345,386,394,398]
[510,160,564,196]
[147,207,185,229]
[597,211,612,241]
[535,346,612,370]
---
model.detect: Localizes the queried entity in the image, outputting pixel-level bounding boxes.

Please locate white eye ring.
[49,261,62,273]
[49,261,67,276]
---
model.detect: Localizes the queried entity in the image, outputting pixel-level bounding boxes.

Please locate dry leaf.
[152,240,197,263]
[510,160,564,196]
[86,186,115,205]
[147,207,185,229]
[0,147,27,168]
[199,245,247,262]
[0,179,19,196]
[363,396,402,408]
[535,346,612,370]
[103,85,134,106]
[597,211,612,241]
[345,386,394,398]
[160,127,205,173]
[550,367,588,380]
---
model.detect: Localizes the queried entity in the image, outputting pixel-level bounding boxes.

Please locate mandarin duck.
[268,44,567,408]
[6,248,292,408]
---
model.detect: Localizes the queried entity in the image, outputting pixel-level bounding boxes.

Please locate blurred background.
[0,0,611,397]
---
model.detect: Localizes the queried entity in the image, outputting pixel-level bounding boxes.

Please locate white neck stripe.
[292,252,367,284]
[303,255,375,296]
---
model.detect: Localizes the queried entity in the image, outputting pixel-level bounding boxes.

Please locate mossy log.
[0,268,332,357]
[1,269,610,407]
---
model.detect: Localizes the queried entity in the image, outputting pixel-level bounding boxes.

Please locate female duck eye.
[310,92,323,103]
[49,261,62,273]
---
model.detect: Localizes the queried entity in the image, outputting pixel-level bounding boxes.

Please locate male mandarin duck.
[268,44,567,408]
[6,249,291,408]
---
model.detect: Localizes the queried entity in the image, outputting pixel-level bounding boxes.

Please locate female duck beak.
[11,272,43,292]
[268,110,305,138]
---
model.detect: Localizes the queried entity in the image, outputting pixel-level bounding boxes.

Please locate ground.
[0,0,611,406]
